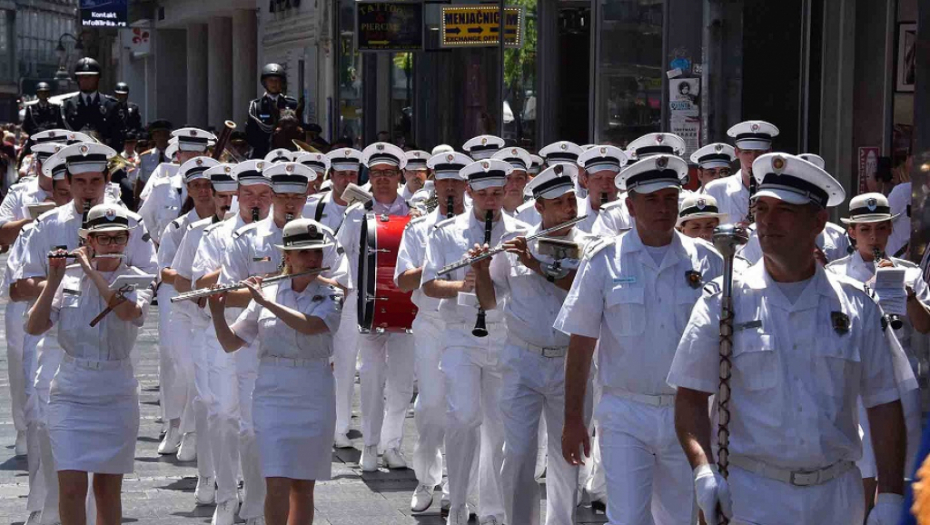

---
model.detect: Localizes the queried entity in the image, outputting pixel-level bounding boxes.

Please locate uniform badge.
[831,311,850,334]
[286,164,294,173]
[867,198,877,211]
[656,156,668,169]
[377,144,385,151]
[481,137,488,145]
[447,154,454,162]
[751,123,760,132]
[600,147,607,154]
[655,134,664,144]
[257,162,264,170]
[80,145,89,155]
[772,156,786,172]
[696,198,706,210]
[482,161,490,169]
[685,270,702,289]
[104,208,116,221]
[715,144,724,152]
[560,143,567,150]
[99,105,107,115]
[196,158,204,166]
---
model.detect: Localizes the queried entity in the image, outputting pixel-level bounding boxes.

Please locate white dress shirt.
[303,191,348,233]
[703,171,750,226]
[590,195,633,237]
[138,169,186,245]
[0,177,49,228]
[394,208,447,314]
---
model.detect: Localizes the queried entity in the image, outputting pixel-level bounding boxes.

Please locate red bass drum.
[357,213,419,333]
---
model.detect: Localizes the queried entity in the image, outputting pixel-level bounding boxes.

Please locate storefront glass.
[503,0,537,149]
[335,0,363,146]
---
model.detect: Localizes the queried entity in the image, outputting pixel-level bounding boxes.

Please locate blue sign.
[81,0,128,28]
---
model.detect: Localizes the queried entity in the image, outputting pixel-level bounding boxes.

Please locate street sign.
[440,5,525,48]
[80,0,128,28]
[357,2,424,52]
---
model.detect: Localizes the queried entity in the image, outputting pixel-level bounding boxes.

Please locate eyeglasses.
[92,233,129,245]
[369,170,400,179]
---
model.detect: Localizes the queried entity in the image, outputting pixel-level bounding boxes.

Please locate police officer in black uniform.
[22,82,65,136]
[246,63,298,159]
[61,57,118,142]
[107,81,143,152]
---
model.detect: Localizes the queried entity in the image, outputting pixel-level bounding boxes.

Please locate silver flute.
[170,267,330,303]
[48,251,125,260]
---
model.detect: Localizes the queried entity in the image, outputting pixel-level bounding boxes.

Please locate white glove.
[865,493,904,525]
[693,464,733,524]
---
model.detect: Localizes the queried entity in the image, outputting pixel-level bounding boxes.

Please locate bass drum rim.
[356,214,377,332]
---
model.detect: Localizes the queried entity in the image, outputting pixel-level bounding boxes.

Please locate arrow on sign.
[467,27,482,33]
[445,27,461,34]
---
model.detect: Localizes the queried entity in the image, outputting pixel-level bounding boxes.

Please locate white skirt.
[253,358,335,480]
[47,357,139,474]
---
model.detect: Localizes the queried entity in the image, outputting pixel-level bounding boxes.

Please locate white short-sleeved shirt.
[0,177,49,228]
[667,262,902,470]
[138,168,185,245]
[158,208,209,273]
[21,202,157,281]
[394,208,446,314]
[232,281,342,360]
[887,181,911,257]
[422,211,530,325]
[139,161,178,202]
[173,217,217,281]
[50,265,154,361]
[739,222,851,265]
[137,148,167,185]
[827,252,930,354]
[303,191,349,233]
[554,228,724,395]
[191,215,244,285]
[336,195,409,290]
[2,223,36,297]
[590,196,633,237]
[490,225,592,348]
[703,171,750,226]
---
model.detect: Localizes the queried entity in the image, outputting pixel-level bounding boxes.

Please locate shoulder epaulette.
[203,221,225,235]
[600,200,625,211]
[36,207,58,223]
[893,257,918,268]
[140,148,154,156]
[189,217,214,231]
[831,272,880,304]
[233,222,259,238]
[406,215,428,229]
[170,218,184,230]
[582,237,614,260]
[516,199,536,213]
[345,202,366,215]
[433,216,456,230]
[124,209,142,222]
[703,280,722,297]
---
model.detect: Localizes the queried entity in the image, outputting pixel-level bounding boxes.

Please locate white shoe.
[334,432,353,449]
[446,505,470,525]
[245,517,265,525]
[176,432,197,462]
[440,479,450,515]
[411,484,433,512]
[15,430,27,456]
[211,497,239,525]
[361,445,379,472]
[383,447,408,469]
[535,449,547,480]
[158,425,182,455]
[195,476,216,506]
[25,510,42,525]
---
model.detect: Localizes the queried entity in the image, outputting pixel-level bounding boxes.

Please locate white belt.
[608,389,676,407]
[63,354,128,371]
[730,456,855,487]
[260,356,329,369]
[508,336,567,358]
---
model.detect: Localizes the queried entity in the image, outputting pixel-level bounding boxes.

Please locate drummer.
[25,204,154,525]
[336,142,416,472]
[209,218,343,525]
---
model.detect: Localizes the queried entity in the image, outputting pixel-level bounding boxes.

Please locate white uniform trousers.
[412,313,446,487]
[499,343,578,525]
[206,330,264,520]
[5,300,27,433]
[167,306,197,434]
[170,306,213,477]
[440,326,506,522]
[158,284,186,422]
[358,331,415,450]
[333,290,360,437]
[581,369,606,502]
[598,390,696,525]
[23,331,45,514]
[205,330,241,507]
[36,334,64,523]
[727,464,863,524]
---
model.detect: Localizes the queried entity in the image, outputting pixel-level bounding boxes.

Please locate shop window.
[335,0,363,147]
[503,0,537,149]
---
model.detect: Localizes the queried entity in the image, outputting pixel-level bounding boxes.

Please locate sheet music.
[874,267,907,316]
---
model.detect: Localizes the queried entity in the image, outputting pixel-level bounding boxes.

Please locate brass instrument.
[711,224,749,500]
[436,215,587,277]
[472,210,493,338]
[873,247,904,330]
[212,121,236,161]
[292,139,321,153]
[170,267,330,303]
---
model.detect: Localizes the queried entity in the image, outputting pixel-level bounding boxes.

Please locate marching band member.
[480,166,592,525]
[169,163,238,507]
[462,135,504,161]
[422,158,530,525]
[134,120,173,202]
[492,147,532,217]
[702,120,778,226]
[689,143,736,192]
[157,156,221,461]
[557,154,724,525]
[191,159,274,525]
[336,142,415,471]
[264,148,294,165]
[539,141,585,200]
[294,151,330,202]
[402,150,430,201]
[575,146,628,233]
[676,193,728,242]
[209,218,342,525]
[396,151,472,513]
[26,204,154,525]
[307,148,361,234]
[528,154,544,178]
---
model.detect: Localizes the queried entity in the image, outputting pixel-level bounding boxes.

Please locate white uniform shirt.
[50,265,154,361]
[170,216,217,321]
[139,162,178,202]
[21,202,157,281]
[703,171,750,226]
[887,181,911,257]
[554,229,724,395]
[138,168,185,245]
[303,191,349,233]
[491,225,591,348]
[191,215,244,285]
[157,208,209,273]
[515,199,540,226]
[0,177,48,227]
[2,223,36,297]
[232,281,342,360]
[739,222,851,265]
[590,197,633,237]
[422,211,530,325]
[394,208,446,314]
[826,252,930,354]
[336,195,409,290]
[667,262,901,470]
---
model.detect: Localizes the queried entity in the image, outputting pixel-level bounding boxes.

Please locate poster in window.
[357,2,424,52]
[669,78,699,118]
[897,22,916,93]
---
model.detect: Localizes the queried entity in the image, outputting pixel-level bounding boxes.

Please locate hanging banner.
[440,5,525,48]
[81,0,128,28]
[357,2,424,52]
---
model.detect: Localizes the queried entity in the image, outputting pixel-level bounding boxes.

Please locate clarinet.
[251,207,260,223]
[472,210,493,338]
[79,199,92,246]
[600,191,609,210]
[747,174,757,224]
[873,247,904,330]
[446,196,455,219]
[285,212,294,224]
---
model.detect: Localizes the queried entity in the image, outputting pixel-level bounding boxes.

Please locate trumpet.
[436,215,587,277]
[170,267,330,303]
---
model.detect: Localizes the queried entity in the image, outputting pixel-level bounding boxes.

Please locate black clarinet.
[79,199,92,246]
[472,210,493,338]
[251,207,260,223]
[285,212,294,224]
[747,175,757,224]
[873,247,904,330]
[446,196,455,219]
[600,191,609,209]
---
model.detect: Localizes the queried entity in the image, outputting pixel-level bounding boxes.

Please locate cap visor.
[469,178,506,191]
[839,213,900,224]
[273,242,334,251]
[735,140,771,151]
[626,180,681,195]
[677,212,728,227]
[751,188,811,206]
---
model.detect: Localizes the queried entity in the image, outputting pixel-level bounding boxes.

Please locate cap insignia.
[447,154,454,162]
[224,166,232,173]
[257,162,265,170]
[697,198,706,210]
[191,130,198,137]
[286,164,295,173]
[656,134,664,144]
[656,156,668,169]
[867,198,877,211]
[751,123,760,132]
[104,208,116,221]
[715,144,724,152]
[481,137,488,146]
[377,144,385,151]
[560,143,567,150]
[600,147,607,154]
[80,145,89,156]
[195,159,203,166]
[482,161,490,170]
[307,225,317,236]
[772,156,786,172]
